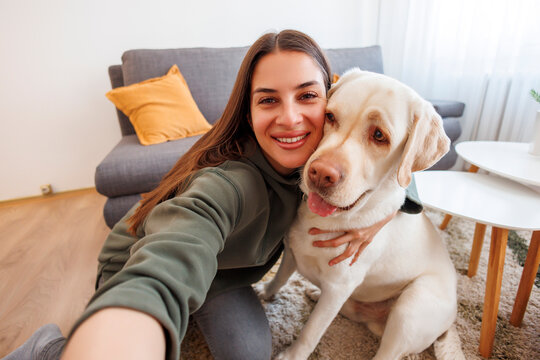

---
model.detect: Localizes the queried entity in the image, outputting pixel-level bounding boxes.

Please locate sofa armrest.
[428,99,465,118]
[108,65,136,136]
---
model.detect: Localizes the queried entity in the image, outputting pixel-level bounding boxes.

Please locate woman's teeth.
[276,134,308,143]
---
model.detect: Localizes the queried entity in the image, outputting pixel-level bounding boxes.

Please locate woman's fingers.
[312,233,355,248]
[327,236,373,266]
[328,243,359,266]
[309,227,334,235]
[311,229,369,266]
[349,248,362,266]
[349,240,371,265]
[309,212,396,266]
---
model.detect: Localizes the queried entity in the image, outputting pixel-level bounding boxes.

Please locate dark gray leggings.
[193,286,272,360]
[3,286,272,360]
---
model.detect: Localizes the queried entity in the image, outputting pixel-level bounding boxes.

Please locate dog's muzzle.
[307,158,344,190]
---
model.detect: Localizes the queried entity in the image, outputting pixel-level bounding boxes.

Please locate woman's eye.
[325,112,336,125]
[259,97,276,104]
[373,128,388,143]
[300,92,317,100]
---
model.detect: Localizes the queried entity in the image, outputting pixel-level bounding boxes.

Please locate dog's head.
[303,68,450,217]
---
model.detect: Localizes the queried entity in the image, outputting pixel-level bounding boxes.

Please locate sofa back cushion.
[113,45,383,136]
[325,46,384,75]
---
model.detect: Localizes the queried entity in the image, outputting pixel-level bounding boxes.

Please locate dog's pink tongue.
[307,192,337,217]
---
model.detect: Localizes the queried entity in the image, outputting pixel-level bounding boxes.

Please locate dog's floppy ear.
[397,101,450,187]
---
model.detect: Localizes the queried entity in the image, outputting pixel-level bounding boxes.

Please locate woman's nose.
[276,102,302,127]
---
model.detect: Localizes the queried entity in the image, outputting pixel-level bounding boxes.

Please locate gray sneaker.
[2,324,65,360]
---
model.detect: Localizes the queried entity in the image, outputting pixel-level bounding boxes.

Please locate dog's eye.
[373,128,388,143]
[325,112,336,125]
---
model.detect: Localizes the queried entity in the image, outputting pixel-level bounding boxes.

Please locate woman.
[5,29,420,360]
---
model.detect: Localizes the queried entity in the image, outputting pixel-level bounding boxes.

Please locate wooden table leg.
[468,223,487,277]
[479,226,508,358]
[439,165,479,230]
[440,214,452,230]
[510,231,540,327]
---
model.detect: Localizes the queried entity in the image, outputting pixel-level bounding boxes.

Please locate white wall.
[0,0,377,201]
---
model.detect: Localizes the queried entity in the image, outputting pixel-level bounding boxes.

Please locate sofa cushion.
[325,46,384,75]
[95,134,203,197]
[106,65,211,145]
[121,47,249,125]
[103,194,142,229]
[430,100,465,118]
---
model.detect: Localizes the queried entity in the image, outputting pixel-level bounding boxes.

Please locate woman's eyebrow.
[252,80,322,95]
[252,87,276,94]
[296,80,321,89]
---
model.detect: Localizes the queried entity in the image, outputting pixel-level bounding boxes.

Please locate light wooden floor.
[0,189,110,357]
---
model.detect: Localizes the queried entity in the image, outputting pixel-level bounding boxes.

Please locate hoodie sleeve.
[68,169,243,360]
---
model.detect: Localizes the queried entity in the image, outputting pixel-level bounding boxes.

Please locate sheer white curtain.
[358,0,540,168]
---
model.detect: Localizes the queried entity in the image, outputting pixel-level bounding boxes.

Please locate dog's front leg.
[255,245,297,300]
[276,284,355,360]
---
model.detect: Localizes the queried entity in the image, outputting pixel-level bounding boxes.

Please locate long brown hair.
[127,29,332,235]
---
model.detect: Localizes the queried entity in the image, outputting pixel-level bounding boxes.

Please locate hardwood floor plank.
[0,189,110,356]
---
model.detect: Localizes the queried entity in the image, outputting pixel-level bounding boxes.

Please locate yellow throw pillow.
[106,64,212,146]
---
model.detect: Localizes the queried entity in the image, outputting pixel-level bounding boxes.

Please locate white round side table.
[415,170,540,358]
[456,141,540,187]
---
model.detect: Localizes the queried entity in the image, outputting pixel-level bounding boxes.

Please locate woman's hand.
[311,211,397,266]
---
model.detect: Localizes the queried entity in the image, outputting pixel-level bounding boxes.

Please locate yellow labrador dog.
[259,69,464,360]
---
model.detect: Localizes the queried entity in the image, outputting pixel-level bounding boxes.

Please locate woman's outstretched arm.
[62,308,165,360]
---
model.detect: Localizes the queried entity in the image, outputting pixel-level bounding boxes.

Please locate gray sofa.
[96,46,464,228]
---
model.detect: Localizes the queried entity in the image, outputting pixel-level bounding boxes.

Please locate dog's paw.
[274,347,308,360]
[274,348,297,360]
[253,281,276,301]
[305,287,321,302]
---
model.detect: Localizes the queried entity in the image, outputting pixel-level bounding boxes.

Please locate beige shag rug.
[181,210,539,359]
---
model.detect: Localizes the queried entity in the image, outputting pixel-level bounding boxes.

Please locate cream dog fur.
[258,69,465,360]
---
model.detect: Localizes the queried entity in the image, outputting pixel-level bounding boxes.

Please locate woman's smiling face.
[250,50,327,175]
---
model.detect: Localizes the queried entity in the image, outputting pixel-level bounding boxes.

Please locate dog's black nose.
[308,159,342,188]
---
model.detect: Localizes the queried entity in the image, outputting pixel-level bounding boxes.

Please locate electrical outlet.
[40,184,53,195]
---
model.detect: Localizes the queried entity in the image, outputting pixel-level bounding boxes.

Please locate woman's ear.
[247,113,253,128]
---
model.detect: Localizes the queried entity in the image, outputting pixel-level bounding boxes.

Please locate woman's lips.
[271,132,310,149]
[275,134,308,143]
